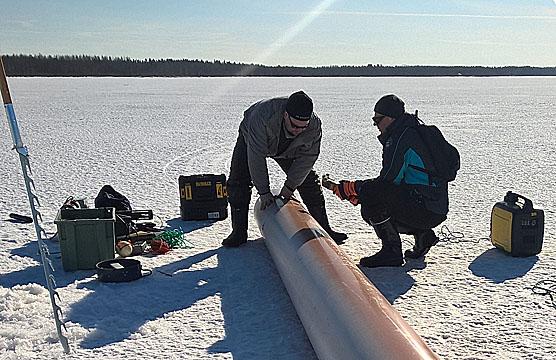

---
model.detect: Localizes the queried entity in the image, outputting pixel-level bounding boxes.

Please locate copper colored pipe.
[255,197,439,360]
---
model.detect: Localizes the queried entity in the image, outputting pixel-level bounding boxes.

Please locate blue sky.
[1,0,555,66]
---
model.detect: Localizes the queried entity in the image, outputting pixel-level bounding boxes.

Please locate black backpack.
[94,185,132,211]
[95,185,132,236]
[410,113,460,183]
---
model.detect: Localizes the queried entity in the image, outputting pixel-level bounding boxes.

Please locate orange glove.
[333,180,358,200]
[347,195,359,206]
[322,175,359,205]
[330,182,359,206]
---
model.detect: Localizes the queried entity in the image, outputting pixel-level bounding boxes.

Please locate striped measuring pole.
[0,56,70,353]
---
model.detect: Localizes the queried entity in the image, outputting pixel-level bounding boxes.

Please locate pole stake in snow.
[0,56,70,353]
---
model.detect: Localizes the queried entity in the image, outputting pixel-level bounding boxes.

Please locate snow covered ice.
[1,76,555,359]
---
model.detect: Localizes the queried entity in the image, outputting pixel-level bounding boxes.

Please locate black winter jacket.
[358,113,449,215]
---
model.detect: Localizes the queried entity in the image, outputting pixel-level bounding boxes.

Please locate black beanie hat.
[374,94,405,119]
[286,91,313,120]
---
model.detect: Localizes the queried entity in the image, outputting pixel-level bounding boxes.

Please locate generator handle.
[504,191,533,212]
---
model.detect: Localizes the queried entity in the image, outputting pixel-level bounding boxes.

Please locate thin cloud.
[321,10,556,21]
[435,39,553,47]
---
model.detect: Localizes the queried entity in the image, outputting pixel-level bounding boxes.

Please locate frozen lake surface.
[1,76,555,359]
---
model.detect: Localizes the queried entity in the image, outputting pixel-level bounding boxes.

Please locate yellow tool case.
[179,174,228,221]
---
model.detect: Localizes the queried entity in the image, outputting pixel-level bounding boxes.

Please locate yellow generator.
[490,191,544,257]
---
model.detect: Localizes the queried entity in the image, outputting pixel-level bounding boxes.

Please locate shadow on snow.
[468,248,538,283]
[166,217,216,234]
[360,260,425,303]
[0,220,215,289]
[65,238,316,359]
[0,240,93,288]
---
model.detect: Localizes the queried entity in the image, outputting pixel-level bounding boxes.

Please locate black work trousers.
[227,132,325,214]
[358,179,446,231]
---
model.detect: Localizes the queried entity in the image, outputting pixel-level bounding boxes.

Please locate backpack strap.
[408,114,437,186]
[408,164,435,186]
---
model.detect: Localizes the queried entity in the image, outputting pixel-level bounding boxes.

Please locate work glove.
[259,192,276,210]
[279,184,295,200]
[336,182,359,205]
[335,180,358,200]
[322,174,359,206]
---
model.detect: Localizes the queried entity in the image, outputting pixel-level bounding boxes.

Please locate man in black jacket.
[326,94,448,268]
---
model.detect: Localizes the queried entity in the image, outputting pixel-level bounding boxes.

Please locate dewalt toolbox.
[179,174,228,221]
[490,191,544,257]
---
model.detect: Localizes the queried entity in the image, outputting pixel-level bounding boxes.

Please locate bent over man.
[325,94,450,267]
[223,91,347,247]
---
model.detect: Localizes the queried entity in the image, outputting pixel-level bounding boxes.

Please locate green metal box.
[54,208,116,271]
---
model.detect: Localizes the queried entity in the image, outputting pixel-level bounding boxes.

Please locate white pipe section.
[254,197,439,360]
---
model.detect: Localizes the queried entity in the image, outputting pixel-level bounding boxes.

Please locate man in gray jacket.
[222,90,347,247]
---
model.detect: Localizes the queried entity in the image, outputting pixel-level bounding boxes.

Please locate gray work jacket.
[239,96,322,195]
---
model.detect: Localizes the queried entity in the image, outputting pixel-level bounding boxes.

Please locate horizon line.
[3,53,555,69]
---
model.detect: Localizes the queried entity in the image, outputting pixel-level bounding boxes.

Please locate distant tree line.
[3,54,556,77]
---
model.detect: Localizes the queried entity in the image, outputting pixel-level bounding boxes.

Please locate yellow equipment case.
[490,191,544,257]
[179,174,228,221]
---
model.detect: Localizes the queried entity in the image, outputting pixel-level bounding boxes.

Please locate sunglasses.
[288,114,310,129]
[372,115,386,126]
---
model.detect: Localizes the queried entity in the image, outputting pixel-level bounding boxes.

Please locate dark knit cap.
[286,91,313,121]
[374,94,405,119]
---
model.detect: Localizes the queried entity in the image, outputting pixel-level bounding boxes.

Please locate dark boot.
[324,226,348,245]
[321,222,348,245]
[308,204,348,245]
[222,206,248,247]
[280,167,347,244]
[404,229,439,259]
[360,219,403,268]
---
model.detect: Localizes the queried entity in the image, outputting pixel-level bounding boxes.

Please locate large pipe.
[254,197,439,360]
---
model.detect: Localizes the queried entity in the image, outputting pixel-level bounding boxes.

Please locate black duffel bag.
[95,185,132,236]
